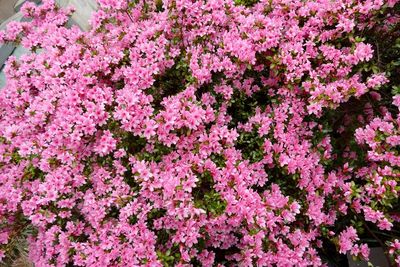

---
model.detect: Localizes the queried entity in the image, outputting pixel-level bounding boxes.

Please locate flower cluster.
[388,239,400,265]
[0,0,399,266]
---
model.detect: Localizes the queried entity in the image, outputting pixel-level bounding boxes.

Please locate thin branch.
[126,11,134,23]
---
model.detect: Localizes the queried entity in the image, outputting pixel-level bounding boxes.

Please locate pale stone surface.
[56,0,98,31]
[14,0,41,12]
[0,10,24,31]
[0,42,14,67]
[13,0,24,10]
[0,12,24,66]
[0,0,17,24]
[0,45,29,88]
[12,43,29,58]
[0,66,6,88]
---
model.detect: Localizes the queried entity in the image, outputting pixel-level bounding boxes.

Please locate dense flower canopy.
[0,0,399,266]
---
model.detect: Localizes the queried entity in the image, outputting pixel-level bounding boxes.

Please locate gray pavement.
[0,0,17,24]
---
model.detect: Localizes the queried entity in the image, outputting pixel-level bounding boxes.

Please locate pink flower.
[0,0,397,265]
[354,43,373,62]
[94,130,117,156]
[339,227,359,254]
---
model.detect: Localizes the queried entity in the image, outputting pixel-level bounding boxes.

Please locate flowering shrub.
[0,0,399,266]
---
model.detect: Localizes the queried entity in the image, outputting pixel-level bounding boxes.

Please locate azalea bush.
[0,0,399,266]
